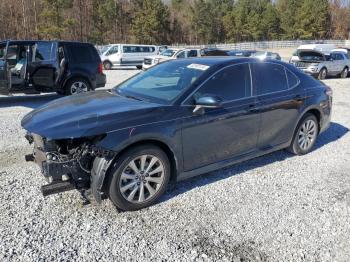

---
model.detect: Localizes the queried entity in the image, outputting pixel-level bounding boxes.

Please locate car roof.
[178,57,286,67]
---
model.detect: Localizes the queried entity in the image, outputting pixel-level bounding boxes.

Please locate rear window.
[68,44,96,63]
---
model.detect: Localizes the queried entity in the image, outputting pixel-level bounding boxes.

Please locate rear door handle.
[248,104,260,113]
[294,95,305,102]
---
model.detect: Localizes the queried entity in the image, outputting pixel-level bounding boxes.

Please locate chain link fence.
[171,40,350,50]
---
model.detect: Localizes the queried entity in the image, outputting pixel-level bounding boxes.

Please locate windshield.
[160,49,176,57]
[114,60,210,104]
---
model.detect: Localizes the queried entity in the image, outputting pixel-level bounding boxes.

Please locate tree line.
[0,0,349,45]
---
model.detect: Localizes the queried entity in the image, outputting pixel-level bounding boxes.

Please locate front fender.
[91,123,183,202]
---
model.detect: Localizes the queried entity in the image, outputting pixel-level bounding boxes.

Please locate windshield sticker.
[187,63,210,71]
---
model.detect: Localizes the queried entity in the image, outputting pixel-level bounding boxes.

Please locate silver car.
[291,50,350,80]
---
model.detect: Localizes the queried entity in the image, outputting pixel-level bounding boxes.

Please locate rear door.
[28,41,58,91]
[251,62,304,149]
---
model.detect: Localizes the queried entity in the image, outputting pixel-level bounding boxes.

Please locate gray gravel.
[0,71,349,261]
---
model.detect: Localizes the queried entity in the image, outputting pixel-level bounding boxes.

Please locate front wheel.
[136,65,142,70]
[318,68,327,80]
[108,145,171,211]
[288,113,319,155]
[340,67,349,78]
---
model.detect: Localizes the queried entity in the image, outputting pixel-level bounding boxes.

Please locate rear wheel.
[288,113,319,155]
[108,145,171,211]
[340,67,349,78]
[318,68,327,80]
[136,65,142,70]
[103,61,112,70]
[64,78,90,95]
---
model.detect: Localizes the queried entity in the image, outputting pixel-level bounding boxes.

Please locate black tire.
[136,65,142,70]
[318,68,327,80]
[287,113,319,155]
[103,61,112,70]
[340,67,349,78]
[64,78,91,96]
[108,145,171,211]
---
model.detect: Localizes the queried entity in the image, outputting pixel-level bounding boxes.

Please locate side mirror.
[193,95,222,113]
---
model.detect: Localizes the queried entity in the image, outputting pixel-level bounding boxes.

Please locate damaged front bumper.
[25,133,115,201]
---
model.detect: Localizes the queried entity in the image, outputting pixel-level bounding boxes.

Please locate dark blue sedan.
[22,57,332,211]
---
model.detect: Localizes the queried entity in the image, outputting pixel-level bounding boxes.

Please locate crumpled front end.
[25,132,114,199]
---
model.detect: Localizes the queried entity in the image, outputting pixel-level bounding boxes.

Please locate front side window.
[160,49,175,57]
[193,63,252,102]
[177,51,185,59]
[253,63,288,95]
[35,42,53,61]
[188,50,198,58]
[115,60,211,104]
[107,46,119,55]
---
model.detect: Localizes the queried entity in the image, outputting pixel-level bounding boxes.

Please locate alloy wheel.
[70,81,88,94]
[298,119,317,151]
[320,69,327,80]
[119,155,165,203]
[342,68,348,78]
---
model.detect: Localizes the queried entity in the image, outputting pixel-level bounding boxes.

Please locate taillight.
[98,63,103,74]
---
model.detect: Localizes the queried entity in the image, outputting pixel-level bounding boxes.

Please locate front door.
[181,63,260,171]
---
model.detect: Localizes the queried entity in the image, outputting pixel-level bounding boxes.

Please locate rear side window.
[286,69,299,88]
[35,42,54,61]
[68,44,94,63]
[194,63,252,102]
[253,63,288,95]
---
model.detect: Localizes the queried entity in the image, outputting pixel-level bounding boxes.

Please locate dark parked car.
[200,48,229,56]
[22,58,332,211]
[0,40,106,95]
[228,50,257,57]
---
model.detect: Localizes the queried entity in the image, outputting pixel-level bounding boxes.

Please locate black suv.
[0,40,106,95]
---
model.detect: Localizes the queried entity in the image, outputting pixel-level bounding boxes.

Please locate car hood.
[298,50,325,62]
[21,91,162,139]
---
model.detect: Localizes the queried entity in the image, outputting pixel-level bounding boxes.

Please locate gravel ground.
[0,70,349,262]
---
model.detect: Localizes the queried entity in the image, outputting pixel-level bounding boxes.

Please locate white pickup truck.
[291,49,350,80]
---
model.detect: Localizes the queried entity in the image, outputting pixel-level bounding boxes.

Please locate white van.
[100,44,158,69]
[290,44,337,63]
